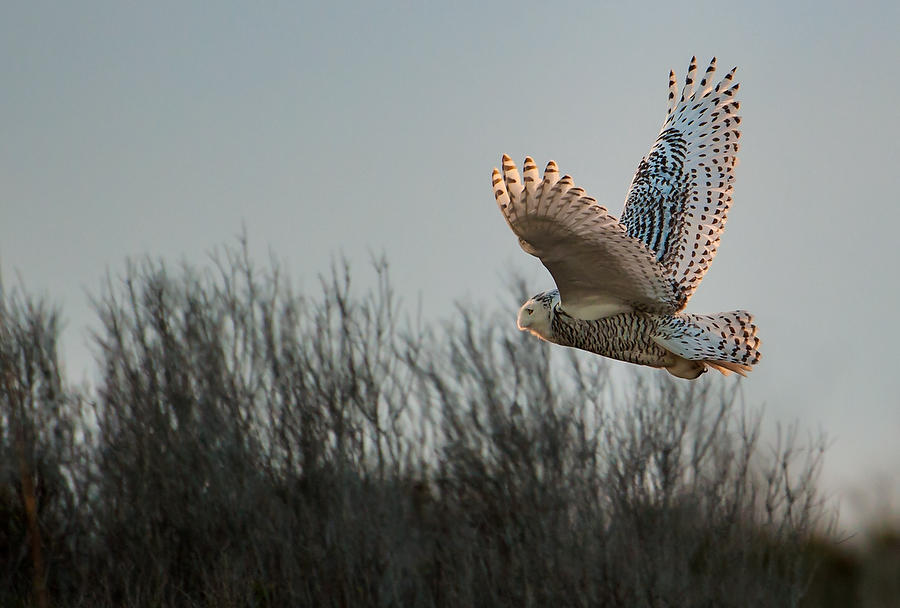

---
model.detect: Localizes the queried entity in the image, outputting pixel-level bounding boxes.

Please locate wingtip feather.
[680,56,698,102]
[523,156,539,196]
[501,155,522,205]
[492,167,510,208]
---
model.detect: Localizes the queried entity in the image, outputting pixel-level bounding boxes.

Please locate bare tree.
[1,280,85,607]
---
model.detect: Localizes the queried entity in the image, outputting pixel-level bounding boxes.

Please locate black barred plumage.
[493,57,760,379]
[550,307,676,369]
[537,291,759,378]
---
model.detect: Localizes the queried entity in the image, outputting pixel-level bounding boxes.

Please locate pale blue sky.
[2,1,899,525]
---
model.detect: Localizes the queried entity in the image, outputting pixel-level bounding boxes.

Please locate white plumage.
[492,57,760,379]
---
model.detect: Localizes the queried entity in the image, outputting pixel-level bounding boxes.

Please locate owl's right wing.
[493,155,680,319]
[620,57,741,306]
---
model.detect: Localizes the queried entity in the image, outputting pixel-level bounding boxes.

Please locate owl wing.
[493,155,680,319]
[620,57,741,307]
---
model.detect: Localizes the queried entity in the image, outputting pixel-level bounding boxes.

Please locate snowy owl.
[492,57,760,379]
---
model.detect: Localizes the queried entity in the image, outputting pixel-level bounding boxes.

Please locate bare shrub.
[411,306,830,607]
[1,243,835,606]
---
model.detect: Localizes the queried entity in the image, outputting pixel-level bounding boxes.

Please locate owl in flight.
[492,57,760,379]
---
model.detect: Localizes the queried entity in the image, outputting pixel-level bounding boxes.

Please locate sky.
[2,1,899,527]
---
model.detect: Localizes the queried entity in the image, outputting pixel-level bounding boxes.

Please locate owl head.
[516,289,560,337]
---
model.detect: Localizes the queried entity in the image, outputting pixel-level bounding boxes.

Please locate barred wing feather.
[493,155,679,319]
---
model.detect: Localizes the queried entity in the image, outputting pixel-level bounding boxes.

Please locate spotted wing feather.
[621,57,741,308]
[493,155,679,318]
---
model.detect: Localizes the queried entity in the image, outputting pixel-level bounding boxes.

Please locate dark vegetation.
[0,242,895,606]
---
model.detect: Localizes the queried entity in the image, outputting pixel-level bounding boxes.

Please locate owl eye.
[526,308,534,315]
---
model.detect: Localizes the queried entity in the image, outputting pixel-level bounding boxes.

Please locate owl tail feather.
[706,360,753,377]
[655,310,761,378]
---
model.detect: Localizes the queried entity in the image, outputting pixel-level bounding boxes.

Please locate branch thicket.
[1,244,834,607]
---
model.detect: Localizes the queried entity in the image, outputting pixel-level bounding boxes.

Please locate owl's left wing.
[621,57,741,307]
[493,156,680,318]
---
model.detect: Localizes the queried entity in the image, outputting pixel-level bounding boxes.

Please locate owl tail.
[655,311,761,377]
